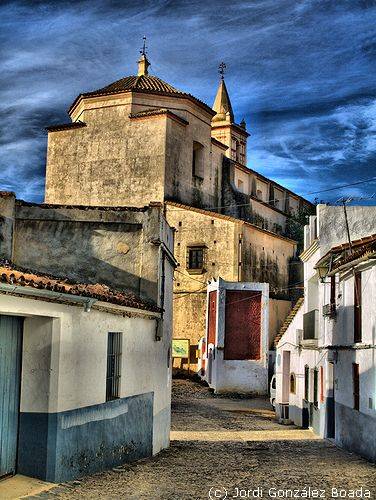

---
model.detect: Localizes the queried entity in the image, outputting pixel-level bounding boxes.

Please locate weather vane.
[140,36,147,56]
[218,61,227,79]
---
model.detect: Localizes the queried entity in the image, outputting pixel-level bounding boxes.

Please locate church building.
[44,47,313,368]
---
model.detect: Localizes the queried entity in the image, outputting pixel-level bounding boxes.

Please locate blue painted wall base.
[18,393,154,482]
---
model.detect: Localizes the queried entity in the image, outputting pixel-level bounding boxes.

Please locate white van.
[270,375,276,409]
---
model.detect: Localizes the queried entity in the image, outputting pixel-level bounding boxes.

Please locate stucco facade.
[165,202,295,354]
[0,290,172,482]
[275,205,376,462]
[0,189,175,481]
[201,279,269,395]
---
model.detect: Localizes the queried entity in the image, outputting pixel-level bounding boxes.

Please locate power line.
[166,176,376,213]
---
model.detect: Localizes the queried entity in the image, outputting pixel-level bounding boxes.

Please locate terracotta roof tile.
[0,261,160,313]
[69,74,215,116]
[129,109,189,126]
[0,191,15,198]
[46,121,86,132]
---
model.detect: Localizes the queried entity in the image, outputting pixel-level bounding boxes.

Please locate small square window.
[187,246,206,273]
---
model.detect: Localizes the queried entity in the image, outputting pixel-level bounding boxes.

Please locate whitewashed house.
[200,278,269,394]
[275,204,376,462]
[0,194,175,482]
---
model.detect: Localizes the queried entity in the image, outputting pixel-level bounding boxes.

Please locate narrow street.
[31,380,375,499]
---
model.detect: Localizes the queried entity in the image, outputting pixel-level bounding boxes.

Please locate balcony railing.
[303,309,319,340]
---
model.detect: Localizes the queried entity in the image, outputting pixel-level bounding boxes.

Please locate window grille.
[313,368,319,407]
[106,332,122,401]
[354,273,362,343]
[304,365,309,401]
[353,363,360,411]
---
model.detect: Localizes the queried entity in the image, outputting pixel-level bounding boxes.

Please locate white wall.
[205,280,269,395]
[0,293,171,454]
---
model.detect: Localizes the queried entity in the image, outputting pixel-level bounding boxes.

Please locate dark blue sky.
[1,0,375,204]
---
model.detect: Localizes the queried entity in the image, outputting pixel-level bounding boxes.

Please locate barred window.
[304,365,309,401]
[313,368,319,407]
[106,332,122,401]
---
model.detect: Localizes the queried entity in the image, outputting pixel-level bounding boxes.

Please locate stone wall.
[0,192,15,260]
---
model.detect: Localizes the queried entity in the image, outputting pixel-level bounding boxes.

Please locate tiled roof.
[0,261,160,313]
[316,234,376,270]
[274,297,304,347]
[69,74,215,116]
[330,233,376,253]
[129,108,189,126]
[16,200,149,212]
[0,191,15,198]
[211,137,228,150]
[46,121,86,132]
[93,75,185,96]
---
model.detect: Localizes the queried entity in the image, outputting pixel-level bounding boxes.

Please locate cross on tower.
[218,62,227,79]
[140,36,147,56]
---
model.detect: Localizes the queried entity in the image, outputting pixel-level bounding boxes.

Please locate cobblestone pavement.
[31,380,375,499]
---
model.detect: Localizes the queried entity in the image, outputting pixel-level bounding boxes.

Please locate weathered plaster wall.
[45,101,166,206]
[166,203,296,350]
[164,111,222,209]
[166,204,239,345]
[12,204,161,303]
[269,298,292,347]
[317,204,376,254]
[0,192,15,260]
[241,224,296,297]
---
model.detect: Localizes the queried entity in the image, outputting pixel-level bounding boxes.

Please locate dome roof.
[89,74,186,96]
[69,73,214,116]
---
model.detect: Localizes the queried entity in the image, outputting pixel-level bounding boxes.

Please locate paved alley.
[29,380,375,499]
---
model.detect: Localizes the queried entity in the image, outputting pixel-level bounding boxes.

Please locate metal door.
[0,315,23,478]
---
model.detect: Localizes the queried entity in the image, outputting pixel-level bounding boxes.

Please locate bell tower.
[211,62,249,166]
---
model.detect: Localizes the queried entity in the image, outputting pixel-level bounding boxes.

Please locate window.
[106,332,122,401]
[237,179,244,192]
[313,368,319,407]
[256,189,263,201]
[320,366,324,403]
[290,373,296,394]
[187,246,206,273]
[304,365,309,401]
[354,272,362,343]
[353,363,360,410]
[192,141,204,179]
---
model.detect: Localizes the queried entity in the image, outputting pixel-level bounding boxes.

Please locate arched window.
[290,373,296,394]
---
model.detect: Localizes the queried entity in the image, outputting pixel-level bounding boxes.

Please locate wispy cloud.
[0,0,375,202]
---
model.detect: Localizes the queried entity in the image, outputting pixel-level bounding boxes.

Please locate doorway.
[0,315,24,479]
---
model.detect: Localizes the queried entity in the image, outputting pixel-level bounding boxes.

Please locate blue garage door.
[0,315,23,478]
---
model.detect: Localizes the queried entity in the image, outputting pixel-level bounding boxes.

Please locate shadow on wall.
[12,208,157,301]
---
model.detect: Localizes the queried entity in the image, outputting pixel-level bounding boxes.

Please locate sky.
[0,0,375,204]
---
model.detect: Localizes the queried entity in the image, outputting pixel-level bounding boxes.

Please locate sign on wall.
[172,339,190,358]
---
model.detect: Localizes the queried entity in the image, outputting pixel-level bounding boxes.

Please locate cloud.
[0,0,375,203]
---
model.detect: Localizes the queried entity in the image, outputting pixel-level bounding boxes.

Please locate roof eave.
[69,89,216,118]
